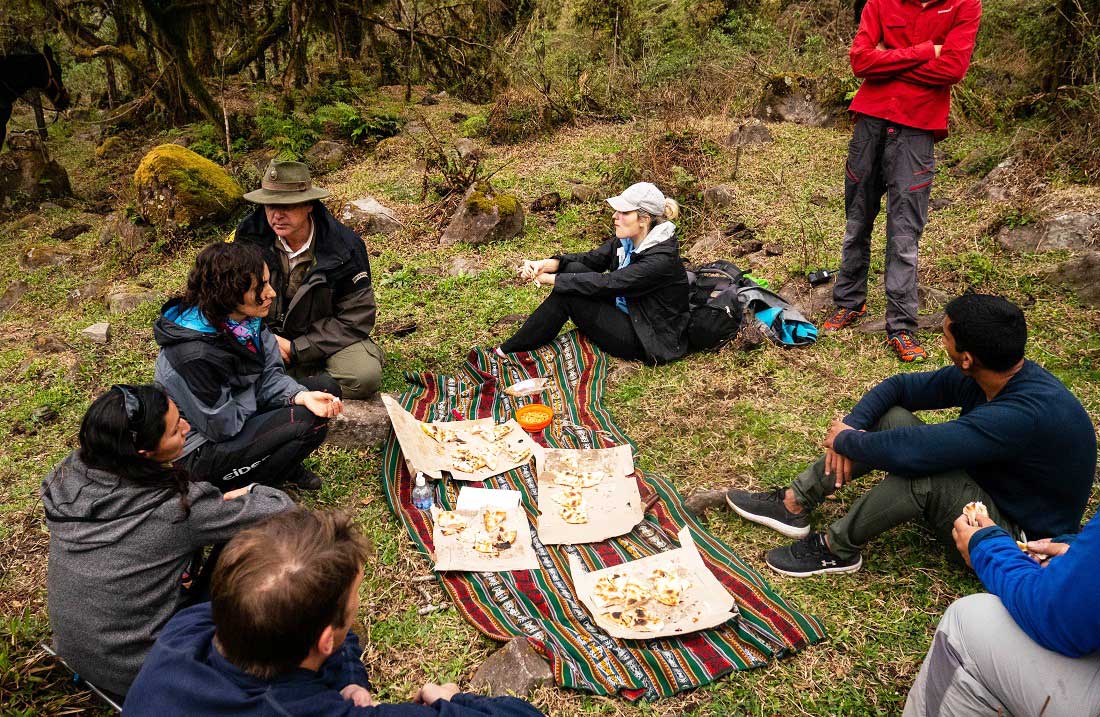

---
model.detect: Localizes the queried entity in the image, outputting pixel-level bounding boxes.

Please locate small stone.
[1045,251,1100,307]
[967,158,1020,203]
[918,285,953,310]
[304,140,350,173]
[455,138,482,163]
[81,322,111,344]
[339,197,403,236]
[68,279,109,306]
[724,222,756,241]
[0,280,28,317]
[470,637,552,698]
[108,286,160,314]
[684,231,731,263]
[449,112,468,124]
[51,223,92,241]
[929,196,954,211]
[419,93,439,106]
[763,243,783,256]
[19,245,73,270]
[569,184,599,203]
[95,136,126,160]
[809,194,831,207]
[440,182,524,247]
[530,191,561,212]
[325,395,393,450]
[32,406,59,424]
[492,314,527,328]
[703,185,736,208]
[684,489,732,515]
[35,336,68,354]
[734,239,763,257]
[447,256,483,277]
[727,119,774,146]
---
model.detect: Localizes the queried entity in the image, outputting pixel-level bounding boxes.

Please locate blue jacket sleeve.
[834,397,1034,476]
[345,693,544,717]
[320,631,373,691]
[969,513,1100,658]
[843,366,973,429]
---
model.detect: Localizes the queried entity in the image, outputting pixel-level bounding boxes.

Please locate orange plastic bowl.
[516,404,554,432]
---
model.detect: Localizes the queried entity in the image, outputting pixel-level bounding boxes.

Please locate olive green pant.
[790,407,1019,561]
[289,337,383,400]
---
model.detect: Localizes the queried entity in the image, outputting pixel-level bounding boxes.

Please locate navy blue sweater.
[833,361,1096,539]
[969,510,1100,657]
[123,604,545,717]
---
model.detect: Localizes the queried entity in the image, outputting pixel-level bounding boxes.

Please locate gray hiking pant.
[904,593,1100,717]
[833,114,935,334]
[790,407,1019,562]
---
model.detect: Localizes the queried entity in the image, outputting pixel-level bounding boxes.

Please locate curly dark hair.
[183,241,269,327]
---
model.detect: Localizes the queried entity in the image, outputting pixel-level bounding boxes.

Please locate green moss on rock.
[465,181,520,217]
[133,144,243,228]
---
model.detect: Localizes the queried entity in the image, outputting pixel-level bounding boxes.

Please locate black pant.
[177,375,339,491]
[501,262,646,361]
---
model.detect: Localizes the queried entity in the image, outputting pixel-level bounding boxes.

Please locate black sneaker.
[290,468,323,491]
[725,487,810,539]
[765,533,862,577]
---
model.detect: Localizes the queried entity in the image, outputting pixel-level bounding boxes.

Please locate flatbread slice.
[420,423,457,443]
[604,605,664,632]
[436,510,468,536]
[473,536,499,556]
[621,579,650,606]
[482,509,508,532]
[592,573,627,607]
[650,569,689,607]
[560,504,589,524]
[963,501,989,527]
[552,488,584,508]
[493,527,518,549]
[501,445,532,464]
[452,447,489,473]
[475,424,514,442]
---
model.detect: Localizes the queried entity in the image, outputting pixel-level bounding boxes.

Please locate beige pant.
[290,338,383,400]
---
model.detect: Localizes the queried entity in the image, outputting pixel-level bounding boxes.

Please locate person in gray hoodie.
[43,383,294,700]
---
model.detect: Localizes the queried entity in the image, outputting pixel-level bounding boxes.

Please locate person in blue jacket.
[903,508,1100,716]
[723,293,1096,577]
[123,509,545,717]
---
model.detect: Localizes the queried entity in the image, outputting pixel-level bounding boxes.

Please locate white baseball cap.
[606,182,666,216]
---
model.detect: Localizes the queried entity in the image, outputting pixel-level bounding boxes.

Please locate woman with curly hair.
[154,241,343,492]
[42,384,293,700]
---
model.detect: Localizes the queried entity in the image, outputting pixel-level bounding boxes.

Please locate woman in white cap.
[497,182,690,363]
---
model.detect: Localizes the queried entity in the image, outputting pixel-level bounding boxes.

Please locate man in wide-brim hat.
[233,160,383,399]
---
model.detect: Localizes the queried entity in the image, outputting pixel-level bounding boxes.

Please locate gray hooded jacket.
[42,451,293,697]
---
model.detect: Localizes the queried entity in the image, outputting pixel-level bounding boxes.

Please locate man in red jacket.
[824,0,982,362]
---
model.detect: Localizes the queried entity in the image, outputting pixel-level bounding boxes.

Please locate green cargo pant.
[790,406,1019,562]
[289,337,384,400]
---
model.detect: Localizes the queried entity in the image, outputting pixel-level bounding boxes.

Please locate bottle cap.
[414,472,426,487]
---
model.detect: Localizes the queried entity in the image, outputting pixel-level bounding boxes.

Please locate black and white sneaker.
[725,487,810,539]
[765,533,862,577]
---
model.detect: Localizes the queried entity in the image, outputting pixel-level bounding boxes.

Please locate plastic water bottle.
[411,472,434,510]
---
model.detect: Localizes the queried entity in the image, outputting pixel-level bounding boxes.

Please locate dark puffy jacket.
[234,202,377,365]
[552,227,690,363]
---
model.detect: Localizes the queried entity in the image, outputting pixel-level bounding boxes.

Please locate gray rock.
[51,223,92,241]
[81,322,111,344]
[339,197,403,236]
[305,140,350,173]
[404,121,428,136]
[858,312,945,334]
[569,184,599,203]
[440,183,525,247]
[325,395,393,450]
[754,76,846,128]
[1045,251,1100,307]
[728,119,774,146]
[19,245,73,270]
[930,196,954,211]
[470,637,552,698]
[918,285,954,310]
[530,191,561,212]
[447,256,483,277]
[108,286,160,314]
[0,133,72,203]
[100,212,154,252]
[455,138,482,163]
[703,185,737,208]
[763,243,783,256]
[68,279,109,306]
[684,489,732,515]
[967,158,1019,203]
[997,212,1100,254]
[0,280,28,318]
[782,281,833,318]
[684,231,732,263]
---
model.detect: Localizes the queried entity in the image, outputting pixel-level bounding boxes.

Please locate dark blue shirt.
[123,603,545,717]
[969,510,1100,658]
[834,361,1096,539]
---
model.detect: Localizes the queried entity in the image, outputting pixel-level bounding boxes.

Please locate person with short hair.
[824,0,982,362]
[154,241,343,492]
[233,160,383,399]
[122,509,546,717]
[43,384,293,700]
[724,294,1096,577]
[498,182,689,364]
[903,507,1100,716]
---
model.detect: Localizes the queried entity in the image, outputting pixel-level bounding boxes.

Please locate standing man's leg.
[882,124,934,362]
[827,114,887,331]
[904,593,1100,717]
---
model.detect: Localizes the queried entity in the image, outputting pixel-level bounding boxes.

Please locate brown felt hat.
[243,160,331,204]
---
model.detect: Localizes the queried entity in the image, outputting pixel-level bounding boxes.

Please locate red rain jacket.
[848,0,982,139]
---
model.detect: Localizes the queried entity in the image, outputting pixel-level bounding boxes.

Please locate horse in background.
[1,46,71,151]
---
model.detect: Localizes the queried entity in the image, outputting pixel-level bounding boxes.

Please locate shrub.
[486,89,572,144]
[460,114,488,138]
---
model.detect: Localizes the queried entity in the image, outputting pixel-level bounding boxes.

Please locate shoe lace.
[892,331,918,350]
[790,533,828,560]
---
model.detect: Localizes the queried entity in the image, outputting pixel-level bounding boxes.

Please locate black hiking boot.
[290,468,323,491]
[725,487,810,539]
[765,532,862,577]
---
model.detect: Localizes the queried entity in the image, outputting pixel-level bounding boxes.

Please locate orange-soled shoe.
[887,330,928,363]
[823,304,866,332]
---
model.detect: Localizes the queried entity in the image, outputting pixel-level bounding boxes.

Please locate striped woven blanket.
[381,332,825,700]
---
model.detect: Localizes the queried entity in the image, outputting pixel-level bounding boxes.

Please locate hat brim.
[606,195,638,212]
[243,187,331,204]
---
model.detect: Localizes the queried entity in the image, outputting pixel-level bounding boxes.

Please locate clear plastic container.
[411,472,434,510]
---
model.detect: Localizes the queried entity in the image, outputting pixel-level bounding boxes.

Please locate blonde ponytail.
[662,198,680,221]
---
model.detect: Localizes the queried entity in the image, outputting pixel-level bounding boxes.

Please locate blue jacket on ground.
[833,361,1096,539]
[122,603,545,717]
[969,510,1100,658]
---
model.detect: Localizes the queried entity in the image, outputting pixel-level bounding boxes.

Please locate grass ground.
[1,89,1098,716]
